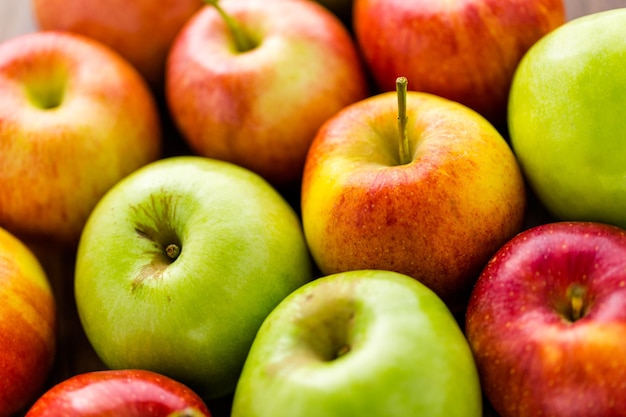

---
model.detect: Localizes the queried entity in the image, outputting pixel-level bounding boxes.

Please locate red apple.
[466,221,626,417]
[301,78,526,312]
[0,31,162,246]
[166,0,369,187]
[353,0,566,129]
[31,0,203,88]
[0,226,56,417]
[25,369,212,417]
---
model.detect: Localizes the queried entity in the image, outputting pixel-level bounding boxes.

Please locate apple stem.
[336,344,351,358]
[396,76,411,165]
[204,0,256,52]
[567,284,587,322]
[165,243,181,260]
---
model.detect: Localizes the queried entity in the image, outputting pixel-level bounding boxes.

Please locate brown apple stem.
[204,0,256,52]
[396,76,411,165]
[165,243,181,260]
[567,284,586,321]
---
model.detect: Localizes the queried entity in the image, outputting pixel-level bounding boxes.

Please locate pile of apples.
[1,0,626,416]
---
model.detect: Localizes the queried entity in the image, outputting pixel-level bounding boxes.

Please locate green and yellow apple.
[74,156,313,400]
[353,0,565,129]
[0,226,56,417]
[32,0,203,88]
[232,269,482,417]
[301,78,527,312]
[25,369,211,417]
[0,31,161,247]
[166,0,369,188]
[466,221,626,417]
[509,8,626,229]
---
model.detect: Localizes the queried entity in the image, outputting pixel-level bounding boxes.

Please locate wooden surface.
[1,0,626,416]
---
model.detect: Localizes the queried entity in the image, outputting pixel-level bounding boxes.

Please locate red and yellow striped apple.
[353,0,566,129]
[0,226,56,417]
[32,0,203,88]
[0,31,162,246]
[166,0,369,188]
[301,78,526,312]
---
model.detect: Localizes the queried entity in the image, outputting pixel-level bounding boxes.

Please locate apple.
[31,0,203,88]
[231,269,482,417]
[0,226,56,417]
[165,0,369,188]
[25,369,211,417]
[74,155,314,400]
[301,77,527,312]
[508,8,626,229]
[352,0,566,129]
[466,221,626,417]
[0,31,162,247]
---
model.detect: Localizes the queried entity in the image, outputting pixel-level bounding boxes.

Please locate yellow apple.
[301,79,527,312]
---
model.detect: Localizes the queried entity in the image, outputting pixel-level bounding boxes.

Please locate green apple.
[301,78,527,313]
[231,269,482,417]
[74,155,314,400]
[508,8,626,228]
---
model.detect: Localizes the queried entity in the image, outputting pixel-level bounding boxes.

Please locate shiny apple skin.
[0,227,56,417]
[353,0,565,128]
[25,369,211,417]
[166,0,369,187]
[466,221,626,417]
[301,91,526,312]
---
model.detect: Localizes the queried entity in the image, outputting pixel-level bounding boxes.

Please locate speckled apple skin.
[301,91,526,312]
[466,221,626,417]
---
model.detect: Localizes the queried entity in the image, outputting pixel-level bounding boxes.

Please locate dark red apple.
[466,221,626,417]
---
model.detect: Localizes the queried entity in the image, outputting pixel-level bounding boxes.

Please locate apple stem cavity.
[165,243,181,261]
[566,283,588,322]
[204,0,256,52]
[396,76,411,166]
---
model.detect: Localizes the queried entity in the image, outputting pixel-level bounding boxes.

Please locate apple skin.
[25,369,211,417]
[0,226,56,417]
[353,0,565,129]
[301,90,526,312]
[231,269,482,417]
[466,221,626,417]
[0,31,162,247]
[166,0,369,188]
[74,155,314,400]
[508,8,626,229]
[31,0,203,88]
